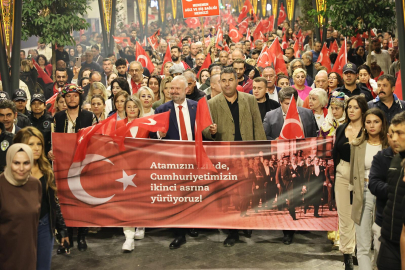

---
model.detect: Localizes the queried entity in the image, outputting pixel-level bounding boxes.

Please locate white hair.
[309,88,328,108]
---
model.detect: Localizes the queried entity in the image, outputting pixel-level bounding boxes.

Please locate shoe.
[343,254,354,270]
[77,235,87,252]
[223,234,239,247]
[243,230,252,238]
[188,229,199,237]
[134,227,145,240]
[169,236,186,249]
[332,240,340,250]
[122,239,135,252]
[282,233,293,245]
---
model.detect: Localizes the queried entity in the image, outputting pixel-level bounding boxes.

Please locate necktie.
[178,105,188,140]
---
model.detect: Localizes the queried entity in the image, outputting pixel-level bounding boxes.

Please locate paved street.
[52,228,358,270]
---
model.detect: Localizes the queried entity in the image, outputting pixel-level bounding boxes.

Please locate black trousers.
[377,239,401,270]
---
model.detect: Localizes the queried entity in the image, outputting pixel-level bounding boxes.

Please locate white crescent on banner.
[137,55,149,67]
[317,52,323,63]
[338,53,344,64]
[241,5,247,14]
[279,118,303,139]
[68,154,115,205]
[279,9,285,18]
[144,119,157,125]
[229,29,239,39]
[190,18,198,25]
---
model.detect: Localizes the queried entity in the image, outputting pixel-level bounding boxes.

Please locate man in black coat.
[183,70,206,102]
[376,112,405,270]
[29,93,53,155]
[51,84,96,253]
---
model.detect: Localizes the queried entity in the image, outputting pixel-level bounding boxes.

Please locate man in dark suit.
[306,156,329,217]
[154,75,199,249]
[263,87,318,140]
[264,159,277,208]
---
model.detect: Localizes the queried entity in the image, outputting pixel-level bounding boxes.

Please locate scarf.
[4,144,34,186]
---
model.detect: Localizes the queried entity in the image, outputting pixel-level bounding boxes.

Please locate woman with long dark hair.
[333,95,369,270]
[349,108,388,270]
[14,127,69,270]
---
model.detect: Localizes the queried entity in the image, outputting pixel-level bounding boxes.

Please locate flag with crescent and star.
[136,42,155,74]
[331,38,347,75]
[277,3,286,26]
[73,115,118,162]
[317,43,331,73]
[160,43,172,75]
[185,17,201,28]
[228,24,242,43]
[238,0,253,23]
[112,111,170,151]
[278,96,304,140]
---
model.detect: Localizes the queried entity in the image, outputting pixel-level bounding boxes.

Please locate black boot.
[343,254,354,270]
[77,234,87,252]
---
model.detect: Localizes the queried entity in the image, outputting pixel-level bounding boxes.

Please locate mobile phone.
[75,57,81,68]
[28,54,32,59]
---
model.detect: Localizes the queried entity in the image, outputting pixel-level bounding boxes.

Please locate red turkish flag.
[113,36,132,46]
[246,28,254,50]
[99,114,118,136]
[185,18,201,29]
[238,18,249,34]
[256,45,269,68]
[215,28,223,50]
[32,58,53,84]
[329,39,338,54]
[238,0,253,23]
[278,96,304,140]
[197,53,211,78]
[228,16,237,26]
[204,36,211,47]
[394,72,402,100]
[281,33,288,49]
[268,38,288,75]
[160,43,172,75]
[136,42,155,74]
[252,20,264,41]
[389,37,394,48]
[46,93,58,114]
[195,97,216,172]
[223,40,230,52]
[112,111,170,151]
[293,41,300,58]
[147,30,160,50]
[277,3,286,26]
[350,33,363,47]
[262,16,274,33]
[317,43,332,73]
[332,38,347,75]
[73,115,118,162]
[228,24,242,43]
[363,29,376,39]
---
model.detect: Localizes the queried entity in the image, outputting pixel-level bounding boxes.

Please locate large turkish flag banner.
[53,134,337,231]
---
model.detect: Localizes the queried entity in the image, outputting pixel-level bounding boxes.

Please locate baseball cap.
[12,89,27,101]
[31,93,46,104]
[342,63,357,74]
[0,91,10,102]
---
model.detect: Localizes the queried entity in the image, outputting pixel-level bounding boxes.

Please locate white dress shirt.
[174,100,193,141]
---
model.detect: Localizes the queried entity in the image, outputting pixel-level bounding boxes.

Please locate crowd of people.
[1,12,405,270]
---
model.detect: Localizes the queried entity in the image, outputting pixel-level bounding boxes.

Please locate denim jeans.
[354,185,375,270]
[37,214,54,270]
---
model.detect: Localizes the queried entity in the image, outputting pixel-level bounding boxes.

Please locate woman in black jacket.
[332,95,368,270]
[14,127,68,270]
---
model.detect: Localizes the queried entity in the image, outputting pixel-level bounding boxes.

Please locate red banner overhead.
[182,0,220,18]
[53,134,337,231]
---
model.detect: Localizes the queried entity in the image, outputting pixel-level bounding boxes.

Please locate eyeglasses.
[329,77,337,80]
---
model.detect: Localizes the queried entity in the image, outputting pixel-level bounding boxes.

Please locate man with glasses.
[128,61,144,94]
[261,67,280,102]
